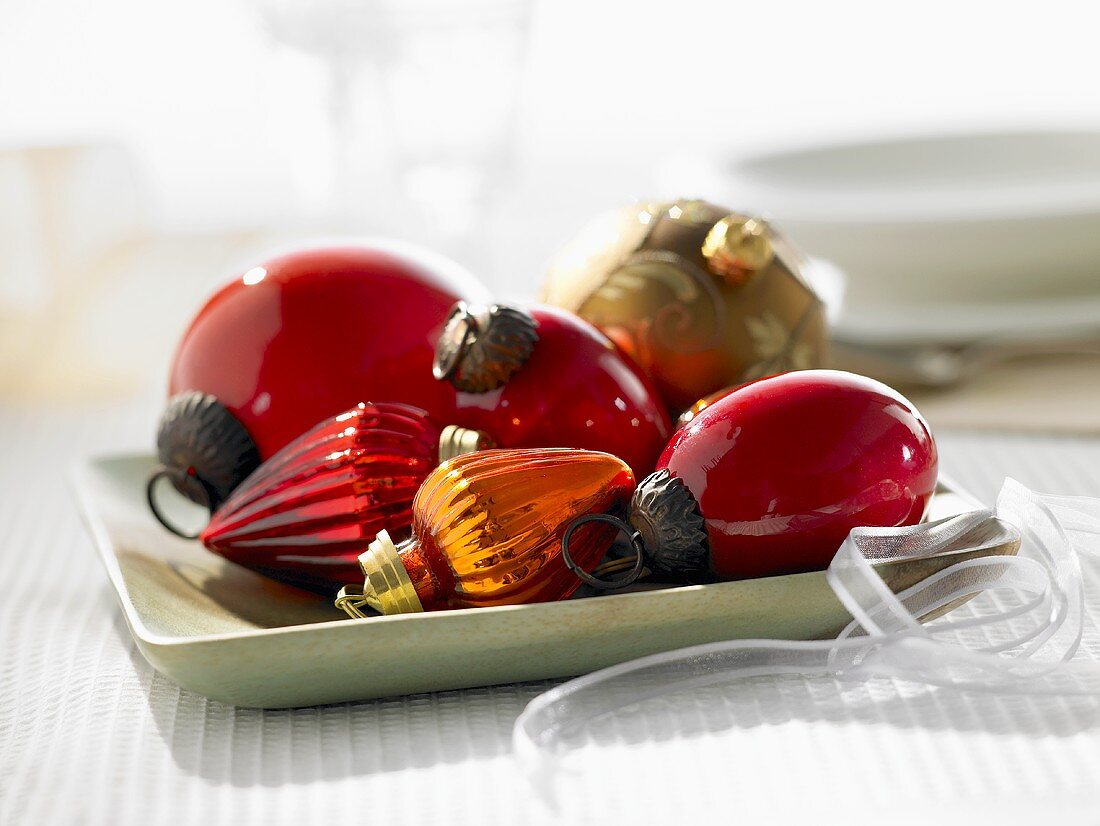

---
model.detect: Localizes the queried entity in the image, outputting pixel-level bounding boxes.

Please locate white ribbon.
[513,479,1100,774]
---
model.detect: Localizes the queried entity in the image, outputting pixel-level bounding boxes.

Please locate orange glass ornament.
[335,449,635,615]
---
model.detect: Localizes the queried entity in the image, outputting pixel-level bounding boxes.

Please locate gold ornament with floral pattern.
[541,199,827,412]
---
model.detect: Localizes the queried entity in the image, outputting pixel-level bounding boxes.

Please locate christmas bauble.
[158,243,489,508]
[198,402,491,594]
[630,370,938,580]
[432,302,672,479]
[335,448,635,615]
[541,199,827,413]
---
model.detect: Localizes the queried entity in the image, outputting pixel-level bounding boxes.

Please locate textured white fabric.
[513,482,1100,777]
[3,395,1100,824]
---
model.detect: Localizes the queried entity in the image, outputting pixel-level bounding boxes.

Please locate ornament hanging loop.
[146,466,214,540]
[335,585,376,619]
[562,513,646,590]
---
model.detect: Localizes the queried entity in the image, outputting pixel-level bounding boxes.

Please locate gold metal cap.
[334,530,424,617]
[701,215,774,286]
[437,425,494,464]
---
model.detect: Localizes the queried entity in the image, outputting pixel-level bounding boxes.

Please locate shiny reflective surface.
[168,243,489,461]
[448,306,672,479]
[201,403,443,594]
[397,449,635,610]
[675,381,755,430]
[659,370,939,579]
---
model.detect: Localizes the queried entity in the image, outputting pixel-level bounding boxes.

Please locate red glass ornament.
[631,370,939,580]
[159,243,489,507]
[433,303,672,479]
[335,448,636,616]
[200,402,491,594]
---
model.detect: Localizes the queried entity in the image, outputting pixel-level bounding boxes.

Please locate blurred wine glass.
[255,0,533,274]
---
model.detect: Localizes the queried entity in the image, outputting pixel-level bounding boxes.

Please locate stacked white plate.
[714,130,1100,344]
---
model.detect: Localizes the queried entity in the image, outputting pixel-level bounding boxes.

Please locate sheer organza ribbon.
[513,479,1100,772]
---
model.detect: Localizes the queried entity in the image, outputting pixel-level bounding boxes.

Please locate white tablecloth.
[3,395,1100,825]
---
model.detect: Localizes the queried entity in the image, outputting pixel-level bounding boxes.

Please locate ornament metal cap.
[152,391,261,512]
[432,301,539,393]
[437,425,494,464]
[335,530,424,618]
[701,214,774,286]
[630,469,709,572]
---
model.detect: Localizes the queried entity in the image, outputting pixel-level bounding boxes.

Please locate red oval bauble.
[162,243,489,502]
[657,370,938,579]
[446,305,673,479]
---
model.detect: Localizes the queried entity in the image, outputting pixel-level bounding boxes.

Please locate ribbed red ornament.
[201,403,452,594]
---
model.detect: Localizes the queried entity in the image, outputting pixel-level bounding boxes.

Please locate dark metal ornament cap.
[432,302,539,393]
[154,391,261,510]
[630,469,709,573]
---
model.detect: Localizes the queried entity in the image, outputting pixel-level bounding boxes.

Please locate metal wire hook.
[561,513,646,590]
[146,466,213,540]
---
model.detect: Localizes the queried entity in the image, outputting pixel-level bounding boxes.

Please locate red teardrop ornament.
[201,402,489,594]
[634,370,939,579]
[160,243,489,506]
[433,303,672,479]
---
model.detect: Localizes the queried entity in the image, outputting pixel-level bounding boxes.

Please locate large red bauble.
[153,243,490,514]
[439,304,672,480]
[169,243,488,459]
[656,370,938,579]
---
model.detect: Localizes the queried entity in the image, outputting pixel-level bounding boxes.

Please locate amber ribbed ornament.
[336,448,636,615]
[200,402,489,594]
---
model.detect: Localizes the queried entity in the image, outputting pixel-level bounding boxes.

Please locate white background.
[5,0,1100,240]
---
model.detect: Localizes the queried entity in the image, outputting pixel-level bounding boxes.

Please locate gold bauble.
[541,199,827,412]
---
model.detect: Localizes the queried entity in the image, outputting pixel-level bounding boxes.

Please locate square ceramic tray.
[74,455,987,708]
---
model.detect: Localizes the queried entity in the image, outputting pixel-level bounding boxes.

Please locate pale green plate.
[73,455,990,708]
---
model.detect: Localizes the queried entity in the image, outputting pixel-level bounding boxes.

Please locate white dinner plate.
[708,130,1100,343]
[832,291,1100,345]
